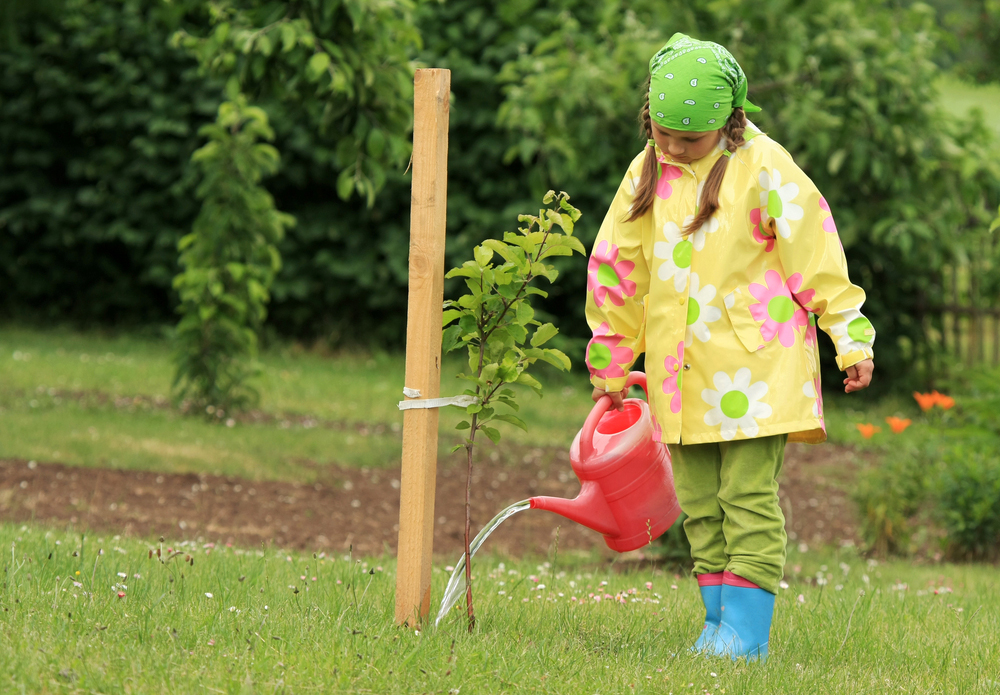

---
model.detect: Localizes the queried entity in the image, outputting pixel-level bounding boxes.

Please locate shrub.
[442,190,585,632]
[172,97,294,413]
[852,364,1000,559]
[852,445,936,557]
[936,446,1000,561]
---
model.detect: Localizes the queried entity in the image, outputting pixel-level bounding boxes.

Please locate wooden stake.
[395,68,450,627]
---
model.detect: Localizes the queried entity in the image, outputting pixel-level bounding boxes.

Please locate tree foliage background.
[1,0,998,392]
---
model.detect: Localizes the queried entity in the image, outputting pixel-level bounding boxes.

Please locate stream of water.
[434,499,532,627]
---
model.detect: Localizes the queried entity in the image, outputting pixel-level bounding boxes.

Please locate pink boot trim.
[696,571,724,587]
[723,571,761,589]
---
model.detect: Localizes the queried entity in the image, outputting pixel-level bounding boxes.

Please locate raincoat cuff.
[836,347,874,371]
[591,374,630,394]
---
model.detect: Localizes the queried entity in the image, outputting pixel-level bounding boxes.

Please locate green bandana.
[648,33,761,132]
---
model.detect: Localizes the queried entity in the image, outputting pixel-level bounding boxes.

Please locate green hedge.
[0,0,220,325]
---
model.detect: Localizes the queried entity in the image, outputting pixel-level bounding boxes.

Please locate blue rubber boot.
[711,572,776,662]
[692,572,724,652]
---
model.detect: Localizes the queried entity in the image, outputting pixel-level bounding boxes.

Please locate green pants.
[667,434,787,594]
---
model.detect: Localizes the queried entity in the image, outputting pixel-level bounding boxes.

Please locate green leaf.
[442,325,463,354]
[540,348,571,371]
[828,149,847,175]
[280,24,297,52]
[481,427,501,444]
[493,413,527,431]
[497,281,520,300]
[307,53,331,81]
[515,301,534,325]
[530,323,558,347]
[336,169,354,200]
[474,244,494,268]
[481,239,518,265]
[255,34,273,57]
[442,309,462,327]
[458,314,477,336]
[480,363,499,384]
[539,245,574,259]
[466,403,482,415]
[508,322,528,344]
[559,235,587,255]
[450,444,464,453]
[515,372,543,393]
[455,420,471,430]
[497,396,519,411]
[559,197,582,223]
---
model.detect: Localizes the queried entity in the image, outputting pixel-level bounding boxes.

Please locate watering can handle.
[580,372,648,462]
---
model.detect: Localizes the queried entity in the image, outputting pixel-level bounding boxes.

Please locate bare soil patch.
[0,442,865,559]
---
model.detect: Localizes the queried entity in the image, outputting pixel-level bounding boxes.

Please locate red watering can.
[530,372,682,552]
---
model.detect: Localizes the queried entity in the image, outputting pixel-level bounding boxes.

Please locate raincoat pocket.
[724,287,766,353]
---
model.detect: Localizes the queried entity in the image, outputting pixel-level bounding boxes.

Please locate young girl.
[585,33,875,661]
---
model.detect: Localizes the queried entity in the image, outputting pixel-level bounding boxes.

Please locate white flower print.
[625,174,642,196]
[702,368,772,440]
[829,302,876,353]
[759,169,803,239]
[802,379,820,417]
[724,287,741,310]
[685,272,722,346]
[653,221,692,292]
[625,174,643,215]
[715,134,756,153]
[683,213,719,252]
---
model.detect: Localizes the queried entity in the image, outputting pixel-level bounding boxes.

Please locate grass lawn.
[0,325,596,478]
[2,522,997,694]
[2,324,923,479]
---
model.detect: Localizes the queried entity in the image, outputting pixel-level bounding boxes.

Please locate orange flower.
[856,423,881,439]
[885,416,912,434]
[913,392,937,411]
[936,394,955,410]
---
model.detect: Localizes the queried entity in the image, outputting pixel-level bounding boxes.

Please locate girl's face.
[651,122,723,164]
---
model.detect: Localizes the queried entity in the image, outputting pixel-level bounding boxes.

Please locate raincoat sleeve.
[585,159,653,393]
[761,146,876,370]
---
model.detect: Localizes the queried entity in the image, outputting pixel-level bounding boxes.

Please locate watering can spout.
[530,482,619,538]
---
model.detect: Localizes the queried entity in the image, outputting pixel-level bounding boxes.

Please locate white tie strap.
[398,388,478,411]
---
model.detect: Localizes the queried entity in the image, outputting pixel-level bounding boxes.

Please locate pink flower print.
[662,342,685,413]
[804,313,818,348]
[587,241,637,308]
[748,270,810,347]
[819,197,838,234]
[656,164,683,200]
[586,322,634,380]
[649,400,665,442]
[750,207,774,252]
[786,272,817,313]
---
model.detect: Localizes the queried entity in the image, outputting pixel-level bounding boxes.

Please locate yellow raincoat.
[585,125,875,444]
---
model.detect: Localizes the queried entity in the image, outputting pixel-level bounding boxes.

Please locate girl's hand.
[843,359,874,393]
[592,387,627,412]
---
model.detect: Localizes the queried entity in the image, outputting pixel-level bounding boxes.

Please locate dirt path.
[0,442,864,558]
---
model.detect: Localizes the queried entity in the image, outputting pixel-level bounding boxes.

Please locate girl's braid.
[625,79,660,223]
